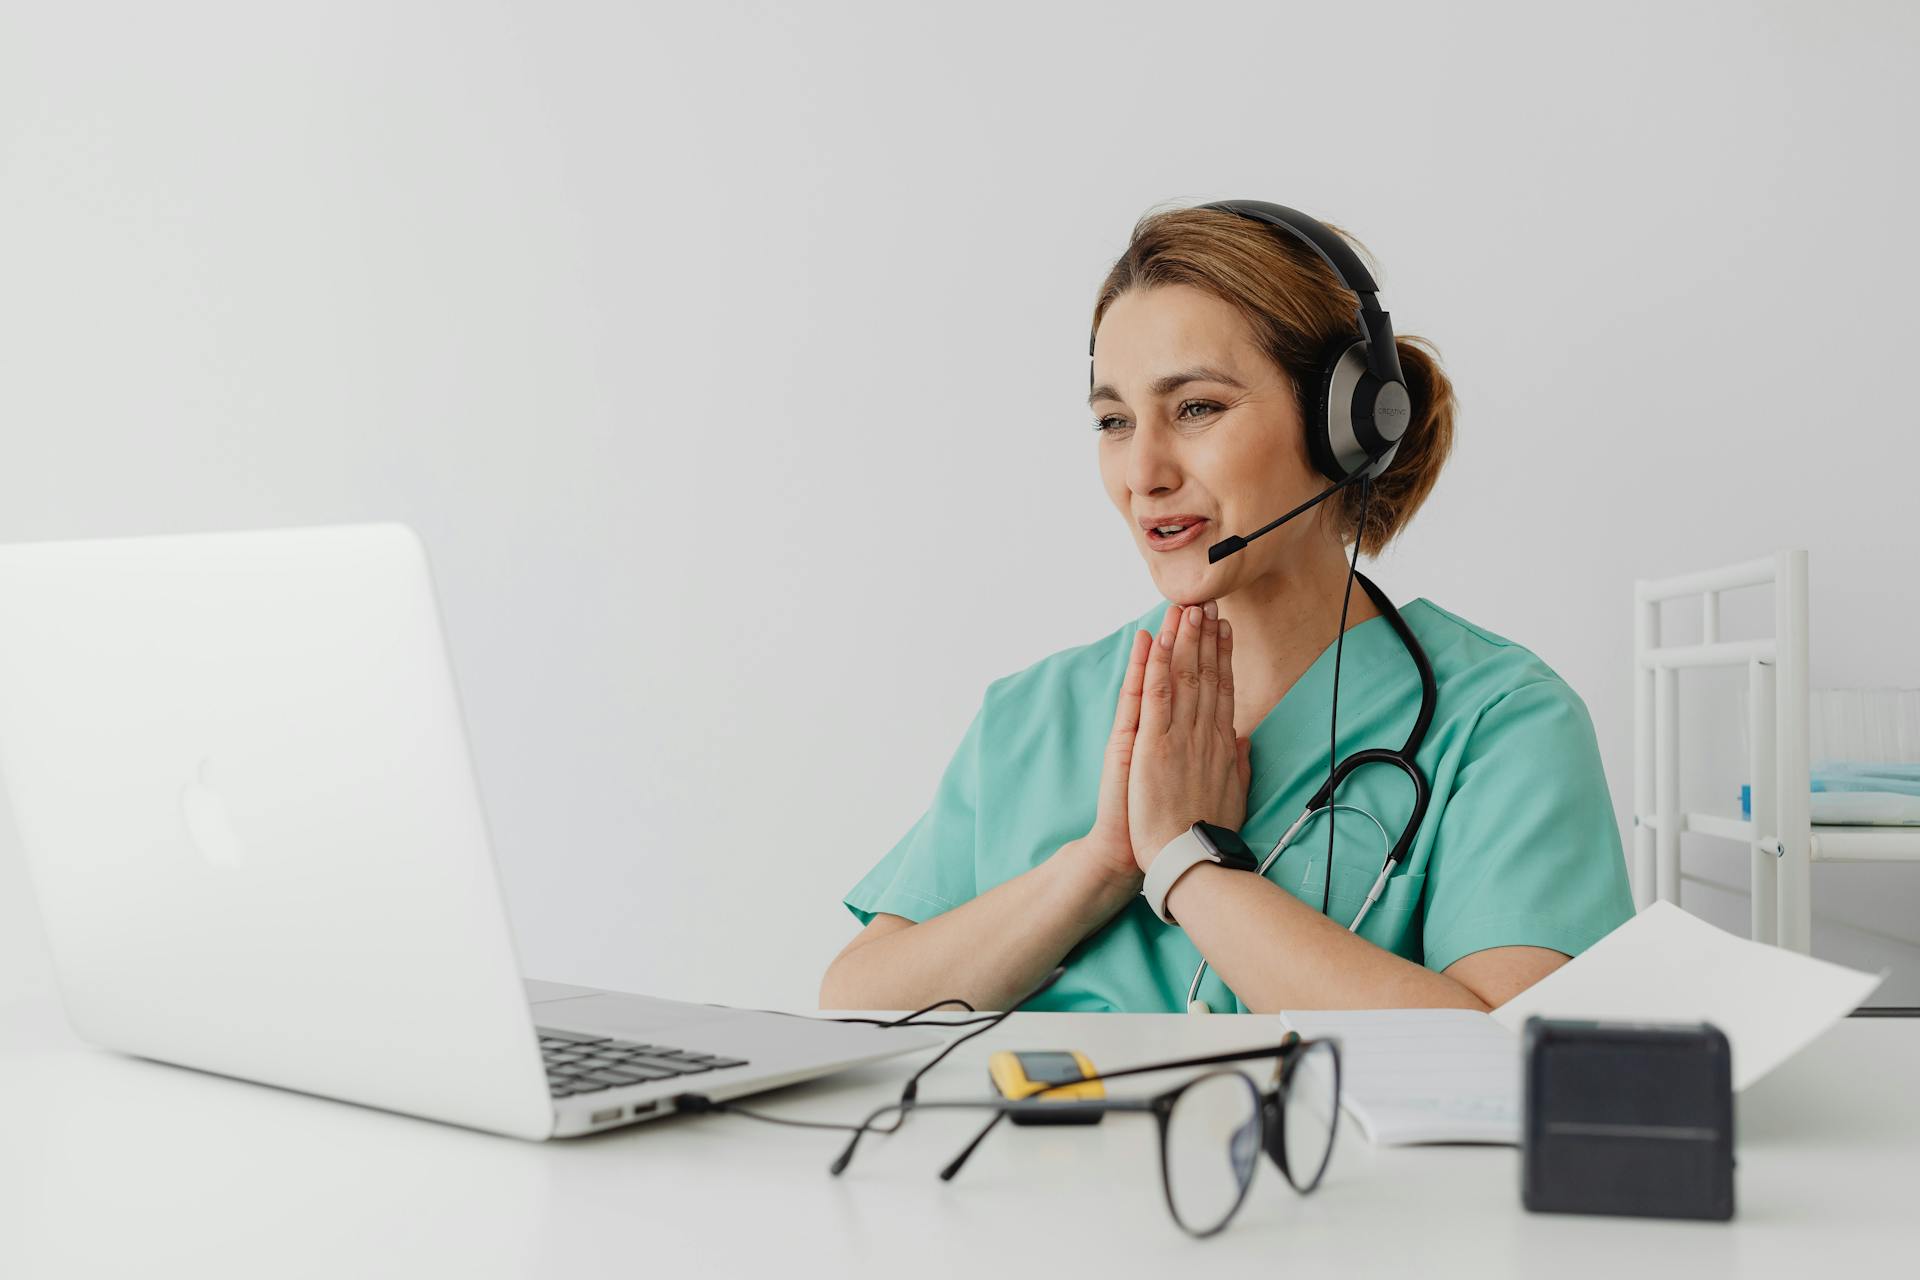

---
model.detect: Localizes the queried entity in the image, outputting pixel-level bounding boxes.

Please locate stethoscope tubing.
[1183,573,1436,1015]
[1184,803,1390,1012]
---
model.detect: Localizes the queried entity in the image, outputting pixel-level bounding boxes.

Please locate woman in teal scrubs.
[820,204,1634,1015]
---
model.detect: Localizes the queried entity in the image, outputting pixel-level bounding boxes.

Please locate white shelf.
[1684,812,1753,843]
[1636,550,1920,949]
[1810,826,1920,863]
[1663,809,1920,864]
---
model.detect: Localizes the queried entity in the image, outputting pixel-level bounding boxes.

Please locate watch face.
[1195,821,1258,870]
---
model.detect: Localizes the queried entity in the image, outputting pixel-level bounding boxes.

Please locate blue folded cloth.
[1807,762,1920,794]
[1740,762,1920,825]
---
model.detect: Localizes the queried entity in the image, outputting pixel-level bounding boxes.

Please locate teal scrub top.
[843,596,1636,1013]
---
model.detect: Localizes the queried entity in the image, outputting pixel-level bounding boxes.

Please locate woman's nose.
[1125,420,1183,495]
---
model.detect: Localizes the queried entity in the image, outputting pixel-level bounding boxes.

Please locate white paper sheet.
[1489,899,1885,1090]
[1277,903,1886,1145]
[1277,1007,1521,1146]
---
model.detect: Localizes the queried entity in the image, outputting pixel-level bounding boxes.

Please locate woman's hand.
[1073,624,1158,888]
[1128,601,1253,874]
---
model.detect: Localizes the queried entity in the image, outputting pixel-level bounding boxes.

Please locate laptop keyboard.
[537,1027,750,1098]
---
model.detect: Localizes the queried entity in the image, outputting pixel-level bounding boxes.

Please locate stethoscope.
[1185,571,1437,1014]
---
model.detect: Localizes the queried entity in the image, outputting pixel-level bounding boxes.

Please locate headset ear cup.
[1308,341,1361,484]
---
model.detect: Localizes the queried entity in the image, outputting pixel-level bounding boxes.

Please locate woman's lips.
[1145,519,1210,552]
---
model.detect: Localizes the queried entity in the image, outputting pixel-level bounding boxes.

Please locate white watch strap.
[1142,826,1219,925]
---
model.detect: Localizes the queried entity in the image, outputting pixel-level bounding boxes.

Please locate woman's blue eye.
[1091,401,1220,434]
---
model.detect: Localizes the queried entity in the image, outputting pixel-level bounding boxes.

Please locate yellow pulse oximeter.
[988,1050,1104,1125]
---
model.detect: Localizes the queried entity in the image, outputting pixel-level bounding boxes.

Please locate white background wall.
[4,0,1917,1014]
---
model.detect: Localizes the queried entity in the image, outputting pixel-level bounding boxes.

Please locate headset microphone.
[1204,466,1374,564]
[1192,200,1413,566]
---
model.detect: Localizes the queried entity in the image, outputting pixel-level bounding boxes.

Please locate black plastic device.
[1521,1016,1735,1221]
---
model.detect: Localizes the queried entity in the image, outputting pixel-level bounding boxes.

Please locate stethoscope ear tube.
[1347,859,1395,934]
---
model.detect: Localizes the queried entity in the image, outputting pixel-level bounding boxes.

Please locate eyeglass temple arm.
[828,1095,1050,1175]
[937,1096,1160,1181]
[837,1093,1160,1178]
[938,1110,1007,1181]
[935,1039,1306,1182]
[835,1004,1293,1176]
[1055,1037,1304,1089]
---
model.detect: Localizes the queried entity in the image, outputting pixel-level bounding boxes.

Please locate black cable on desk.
[671,1093,867,1132]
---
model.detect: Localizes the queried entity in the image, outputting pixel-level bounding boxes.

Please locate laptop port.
[589,1107,622,1123]
[632,1101,660,1117]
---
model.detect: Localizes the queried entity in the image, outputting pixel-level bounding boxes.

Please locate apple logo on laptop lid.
[179,755,246,868]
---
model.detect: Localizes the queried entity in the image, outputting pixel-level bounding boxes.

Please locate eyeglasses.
[828,1032,1343,1238]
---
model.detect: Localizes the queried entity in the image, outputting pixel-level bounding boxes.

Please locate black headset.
[1089,199,1414,485]
[1198,201,1433,921]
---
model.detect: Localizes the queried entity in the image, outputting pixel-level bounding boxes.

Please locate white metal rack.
[1633,550,1920,952]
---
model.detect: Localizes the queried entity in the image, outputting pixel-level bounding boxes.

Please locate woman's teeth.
[1147,520,1209,549]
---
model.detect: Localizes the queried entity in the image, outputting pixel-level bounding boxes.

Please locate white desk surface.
[2,992,1916,1278]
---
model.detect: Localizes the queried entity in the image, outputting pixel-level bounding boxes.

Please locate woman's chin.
[1147,562,1218,602]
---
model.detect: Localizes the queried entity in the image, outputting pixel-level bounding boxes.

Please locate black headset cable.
[1322,471,1374,916]
[673,966,1069,1143]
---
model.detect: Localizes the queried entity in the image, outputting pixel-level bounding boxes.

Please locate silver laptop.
[0,522,936,1139]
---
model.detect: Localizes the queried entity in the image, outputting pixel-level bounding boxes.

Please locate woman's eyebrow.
[1087,365,1246,407]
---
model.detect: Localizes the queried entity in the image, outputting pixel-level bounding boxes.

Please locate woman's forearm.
[820,840,1138,1012]
[1164,863,1489,1012]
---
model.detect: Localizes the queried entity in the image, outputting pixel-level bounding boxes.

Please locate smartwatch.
[1142,820,1259,925]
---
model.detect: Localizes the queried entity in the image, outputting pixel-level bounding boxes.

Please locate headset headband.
[1197,199,1405,387]
[1086,200,1405,390]
[1089,198,1413,485]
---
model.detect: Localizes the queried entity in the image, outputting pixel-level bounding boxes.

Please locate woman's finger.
[1194,603,1219,739]
[1098,629,1151,831]
[1215,615,1237,743]
[1110,629,1150,742]
[1140,603,1178,737]
[1169,603,1203,730]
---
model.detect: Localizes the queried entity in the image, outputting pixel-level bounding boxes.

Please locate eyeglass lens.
[1280,1039,1340,1193]
[1162,1070,1262,1236]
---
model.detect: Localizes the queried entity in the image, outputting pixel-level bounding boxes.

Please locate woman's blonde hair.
[1090,203,1456,556]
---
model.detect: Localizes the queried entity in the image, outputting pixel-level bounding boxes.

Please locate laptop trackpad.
[532,991,737,1037]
